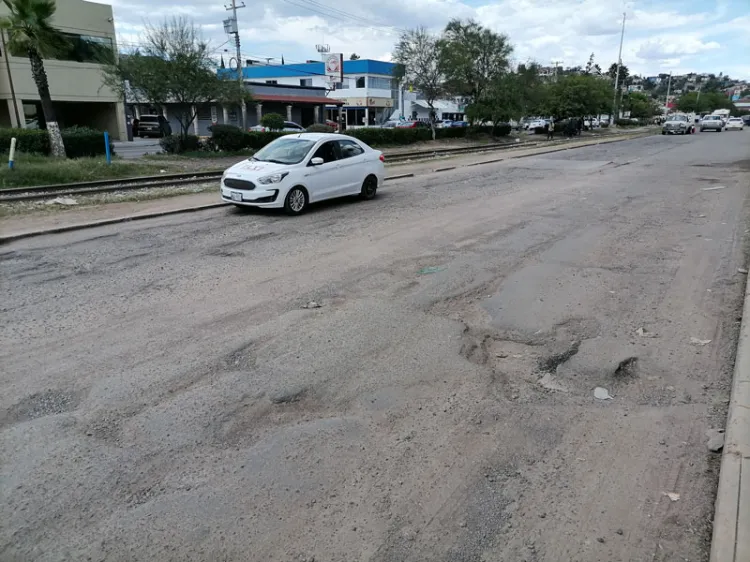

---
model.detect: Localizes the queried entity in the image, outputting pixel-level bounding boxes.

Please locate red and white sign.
[325,53,343,82]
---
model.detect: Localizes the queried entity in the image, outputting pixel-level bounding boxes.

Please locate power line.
[280,0,403,35]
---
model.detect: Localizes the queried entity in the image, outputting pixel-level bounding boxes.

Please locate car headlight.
[257,172,289,185]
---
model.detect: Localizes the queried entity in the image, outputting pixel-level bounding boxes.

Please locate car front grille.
[224,178,256,191]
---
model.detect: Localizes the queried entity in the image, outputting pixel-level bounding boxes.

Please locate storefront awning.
[254,94,344,105]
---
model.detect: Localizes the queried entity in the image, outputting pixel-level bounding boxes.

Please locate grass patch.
[0,153,170,189]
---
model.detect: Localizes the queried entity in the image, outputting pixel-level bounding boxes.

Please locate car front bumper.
[221,184,282,207]
[663,127,687,134]
[701,125,722,130]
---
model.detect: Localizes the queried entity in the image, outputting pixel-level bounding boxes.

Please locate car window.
[337,140,364,159]
[311,141,339,164]
[284,122,303,130]
[253,137,316,165]
[140,116,158,123]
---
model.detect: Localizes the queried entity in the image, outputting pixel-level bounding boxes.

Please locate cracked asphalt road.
[2,132,750,562]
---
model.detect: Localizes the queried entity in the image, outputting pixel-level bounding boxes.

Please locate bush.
[533,126,547,135]
[600,122,609,128]
[209,124,246,151]
[159,134,201,154]
[260,112,285,131]
[306,123,335,133]
[62,126,112,158]
[0,126,110,158]
[615,119,637,127]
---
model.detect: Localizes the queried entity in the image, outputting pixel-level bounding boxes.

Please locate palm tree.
[0,0,67,157]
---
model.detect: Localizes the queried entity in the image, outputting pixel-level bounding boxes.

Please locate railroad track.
[0,131,650,203]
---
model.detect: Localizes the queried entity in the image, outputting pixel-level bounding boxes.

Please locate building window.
[11,32,114,63]
[355,76,365,88]
[266,80,278,85]
[339,80,349,89]
[300,78,312,87]
[369,77,392,90]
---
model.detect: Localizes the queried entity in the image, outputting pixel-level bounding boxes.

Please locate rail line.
[0,131,651,203]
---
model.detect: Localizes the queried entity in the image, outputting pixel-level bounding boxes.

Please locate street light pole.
[611,11,626,125]
[665,72,672,116]
[224,0,246,128]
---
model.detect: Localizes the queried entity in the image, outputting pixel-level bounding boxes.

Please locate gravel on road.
[1,132,749,562]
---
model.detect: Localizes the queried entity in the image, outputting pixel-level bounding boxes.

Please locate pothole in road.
[1,389,82,427]
[537,342,581,373]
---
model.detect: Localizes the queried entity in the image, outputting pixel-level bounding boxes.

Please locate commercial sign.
[325,53,343,83]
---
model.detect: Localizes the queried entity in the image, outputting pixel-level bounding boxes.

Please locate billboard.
[325,53,343,83]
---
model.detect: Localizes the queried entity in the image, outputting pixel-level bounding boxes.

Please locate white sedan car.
[726,117,745,131]
[220,133,385,215]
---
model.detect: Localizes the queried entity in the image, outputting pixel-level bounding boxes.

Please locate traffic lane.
[1,132,749,561]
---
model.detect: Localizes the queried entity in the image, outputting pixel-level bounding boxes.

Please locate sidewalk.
[0,131,653,242]
[710,271,750,562]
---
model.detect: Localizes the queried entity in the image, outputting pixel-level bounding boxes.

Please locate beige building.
[0,0,126,140]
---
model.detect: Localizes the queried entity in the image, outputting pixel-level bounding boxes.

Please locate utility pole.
[665,72,672,116]
[224,0,246,128]
[551,60,563,82]
[611,11,626,125]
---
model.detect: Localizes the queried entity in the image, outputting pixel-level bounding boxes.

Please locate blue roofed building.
[228,59,399,128]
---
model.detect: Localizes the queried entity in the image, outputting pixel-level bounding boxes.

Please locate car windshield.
[251,137,316,165]
[705,116,720,120]
[140,116,158,123]
[729,118,741,122]
[670,115,687,121]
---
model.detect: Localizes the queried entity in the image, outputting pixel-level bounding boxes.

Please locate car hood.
[225,159,292,178]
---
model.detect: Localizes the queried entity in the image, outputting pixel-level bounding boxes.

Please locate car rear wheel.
[359,175,378,200]
[284,187,308,215]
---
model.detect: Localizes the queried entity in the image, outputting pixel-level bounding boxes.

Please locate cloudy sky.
[103,0,749,79]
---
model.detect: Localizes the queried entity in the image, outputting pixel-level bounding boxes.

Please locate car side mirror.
[310,157,324,166]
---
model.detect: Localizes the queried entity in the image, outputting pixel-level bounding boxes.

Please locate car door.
[335,139,367,195]
[304,141,345,202]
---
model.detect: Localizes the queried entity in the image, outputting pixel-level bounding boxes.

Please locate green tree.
[438,18,512,100]
[393,27,443,139]
[260,112,284,130]
[545,74,610,119]
[623,91,658,119]
[607,62,629,86]
[103,16,250,143]
[0,0,68,157]
[349,53,360,60]
[676,91,736,114]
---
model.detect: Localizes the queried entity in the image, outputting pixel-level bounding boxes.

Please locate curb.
[0,203,229,244]
[710,269,750,562]
[0,132,654,244]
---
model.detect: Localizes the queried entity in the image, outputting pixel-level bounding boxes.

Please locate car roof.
[283,132,363,143]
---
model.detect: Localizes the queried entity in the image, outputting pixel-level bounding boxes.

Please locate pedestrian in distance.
[546,119,554,140]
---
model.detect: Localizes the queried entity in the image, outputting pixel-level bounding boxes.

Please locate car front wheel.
[284,186,308,215]
[360,175,378,200]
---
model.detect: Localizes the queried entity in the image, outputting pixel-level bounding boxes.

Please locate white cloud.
[636,36,721,60]
[100,0,750,79]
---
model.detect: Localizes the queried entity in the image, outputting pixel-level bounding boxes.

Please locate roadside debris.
[706,428,725,452]
[738,268,748,274]
[418,266,444,275]
[301,301,321,309]
[662,492,680,502]
[44,197,78,206]
[636,327,657,338]
[594,387,613,400]
[701,185,726,191]
[689,337,712,346]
